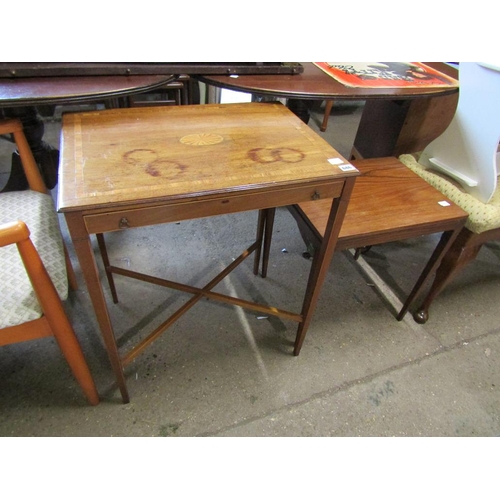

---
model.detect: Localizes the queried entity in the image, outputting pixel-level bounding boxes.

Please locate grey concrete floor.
[1,98,500,443]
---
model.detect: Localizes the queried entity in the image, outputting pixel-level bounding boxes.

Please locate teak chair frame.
[0,118,99,405]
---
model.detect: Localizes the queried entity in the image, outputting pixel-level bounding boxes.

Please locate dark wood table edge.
[0,75,177,108]
[195,62,459,102]
[196,74,459,101]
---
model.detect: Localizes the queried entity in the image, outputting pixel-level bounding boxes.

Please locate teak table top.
[295,157,468,250]
[58,102,357,214]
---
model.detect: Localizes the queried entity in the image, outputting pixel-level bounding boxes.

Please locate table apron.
[83,180,345,234]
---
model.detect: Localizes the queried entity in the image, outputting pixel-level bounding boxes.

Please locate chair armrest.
[0,118,21,135]
[0,220,30,247]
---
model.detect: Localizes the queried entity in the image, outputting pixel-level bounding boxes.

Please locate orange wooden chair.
[0,118,99,405]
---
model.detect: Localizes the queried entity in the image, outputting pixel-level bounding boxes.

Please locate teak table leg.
[64,212,130,403]
[254,208,276,278]
[96,233,119,304]
[294,177,356,355]
[396,228,460,321]
[62,176,354,400]
[261,208,276,279]
[253,209,267,276]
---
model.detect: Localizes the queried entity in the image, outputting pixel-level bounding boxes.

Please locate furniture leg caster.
[413,309,429,324]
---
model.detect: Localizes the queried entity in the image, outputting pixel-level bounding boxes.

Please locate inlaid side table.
[58,102,358,403]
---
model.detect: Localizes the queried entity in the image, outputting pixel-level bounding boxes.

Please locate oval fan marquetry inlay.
[180,133,224,146]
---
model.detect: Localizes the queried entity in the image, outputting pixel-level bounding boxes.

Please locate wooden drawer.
[84,179,347,234]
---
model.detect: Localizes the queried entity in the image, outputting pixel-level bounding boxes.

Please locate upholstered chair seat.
[400,153,500,234]
[0,190,68,327]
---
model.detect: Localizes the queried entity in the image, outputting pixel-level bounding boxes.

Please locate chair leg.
[17,236,99,405]
[48,314,100,406]
[414,229,482,323]
[320,100,334,132]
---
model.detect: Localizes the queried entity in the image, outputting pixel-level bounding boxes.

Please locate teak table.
[58,102,358,403]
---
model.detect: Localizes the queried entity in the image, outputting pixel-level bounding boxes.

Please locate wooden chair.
[0,118,99,405]
[258,157,468,321]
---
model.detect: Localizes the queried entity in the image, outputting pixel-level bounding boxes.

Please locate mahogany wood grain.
[58,102,356,213]
[352,93,459,158]
[295,157,467,250]
[198,63,458,101]
[199,62,459,160]
[59,102,357,402]
[0,75,175,107]
[286,157,468,321]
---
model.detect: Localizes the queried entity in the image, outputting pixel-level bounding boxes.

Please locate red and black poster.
[314,62,458,88]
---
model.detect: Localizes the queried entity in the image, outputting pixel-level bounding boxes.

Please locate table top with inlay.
[58,101,359,403]
[58,102,358,214]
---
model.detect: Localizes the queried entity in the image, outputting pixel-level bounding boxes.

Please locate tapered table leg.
[64,212,130,403]
[294,177,356,355]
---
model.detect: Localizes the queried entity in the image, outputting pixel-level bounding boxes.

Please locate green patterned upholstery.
[399,154,500,234]
[0,190,68,328]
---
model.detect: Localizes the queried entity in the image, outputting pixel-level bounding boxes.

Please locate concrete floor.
[1,97,500,440]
